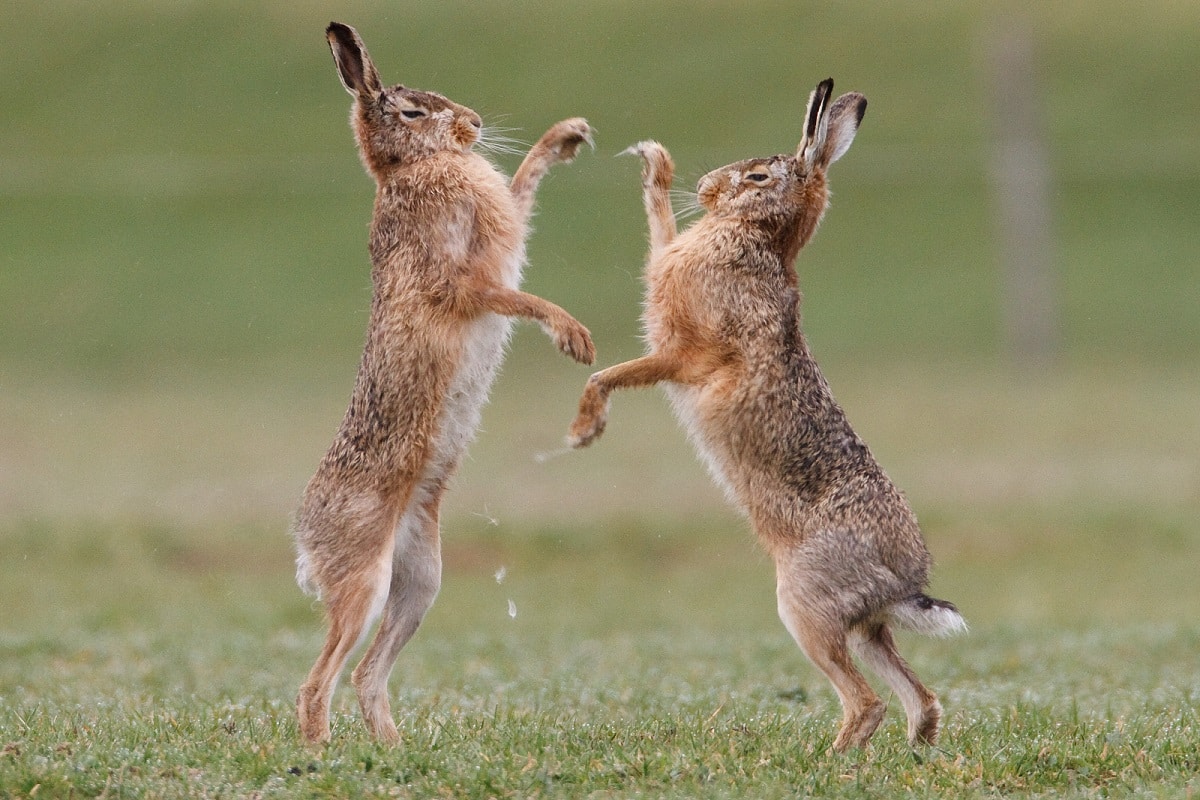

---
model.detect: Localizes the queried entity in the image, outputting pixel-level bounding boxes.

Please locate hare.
[293,22,595,745]
[567,79,965,752]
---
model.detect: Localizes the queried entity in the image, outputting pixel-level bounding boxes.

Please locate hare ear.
[819,92,867,166]
[326,22,383,99]
[797,78,834,164]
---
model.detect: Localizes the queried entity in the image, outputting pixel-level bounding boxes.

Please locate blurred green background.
[2,1,1198,628]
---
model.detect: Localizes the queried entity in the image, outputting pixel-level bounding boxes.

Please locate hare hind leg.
[851,623,942,746]
[350,488,444,744]
[776,587,885,752]
[296,515,396,744]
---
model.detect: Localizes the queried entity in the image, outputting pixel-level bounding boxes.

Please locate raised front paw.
[620,140,673,189]
[567,409,607,449]
[566,376,608,448]
[538,117,594,163]
[553,316,596,365]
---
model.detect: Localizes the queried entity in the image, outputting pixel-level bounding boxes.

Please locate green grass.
[2,517,1198,798]
[2,1,1200,797]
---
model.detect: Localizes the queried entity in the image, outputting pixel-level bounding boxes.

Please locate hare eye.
[400,108,427,120]
[746,172,770,183]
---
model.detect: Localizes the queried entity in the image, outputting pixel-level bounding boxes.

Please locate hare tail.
[886,594,968,637]
[293,531,321,599]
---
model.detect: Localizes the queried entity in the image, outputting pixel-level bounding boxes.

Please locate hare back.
[643,220,929,566]
[674,352,930,566]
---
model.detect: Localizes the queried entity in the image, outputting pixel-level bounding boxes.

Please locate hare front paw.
[566,377,608,448]
[539,118,594,164]
[567,409,607,449]
[553,317,596,365]
[619,140,673,189]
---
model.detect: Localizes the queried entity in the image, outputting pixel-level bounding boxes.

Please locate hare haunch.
[568,80,965,752]
[294,22,595,744]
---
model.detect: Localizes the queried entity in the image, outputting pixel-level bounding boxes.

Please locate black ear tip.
[855,96,868,123]
[326,21,355,42]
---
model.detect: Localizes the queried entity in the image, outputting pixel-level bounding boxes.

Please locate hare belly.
[417,243,524,485]
[662,383,741,507]
[426,312,514,476]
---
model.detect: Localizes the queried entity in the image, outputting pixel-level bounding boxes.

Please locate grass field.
[2,509,1199,797]
[2,1,1199,797]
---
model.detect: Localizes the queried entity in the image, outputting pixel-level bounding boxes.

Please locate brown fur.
[294,22,595,745]
[569,80,965,752]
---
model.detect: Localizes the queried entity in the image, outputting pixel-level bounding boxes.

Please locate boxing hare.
[568,79,965,752]
[294,22,595,744]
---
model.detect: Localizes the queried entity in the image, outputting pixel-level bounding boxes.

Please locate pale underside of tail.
[295,542,319,598]
[886,594,969,637]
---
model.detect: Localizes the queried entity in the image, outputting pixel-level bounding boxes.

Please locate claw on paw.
[544,118,594,162]
[618,140,671,186]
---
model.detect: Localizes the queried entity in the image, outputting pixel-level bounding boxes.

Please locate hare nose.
[468,114,482,129]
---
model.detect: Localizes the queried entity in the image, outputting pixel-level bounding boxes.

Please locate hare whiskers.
[477,126,531,158]
[669,188,703,222]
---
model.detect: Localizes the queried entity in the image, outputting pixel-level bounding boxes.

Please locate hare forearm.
[509,118,593,223]
[566,353,691,448]
[456,283,595,365]
[626,140,676,253]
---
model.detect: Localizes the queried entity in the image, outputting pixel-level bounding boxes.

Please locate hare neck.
[783,172,830,263]
[742,205,827,276]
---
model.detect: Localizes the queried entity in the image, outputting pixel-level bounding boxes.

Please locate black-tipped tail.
[887,594,968,637]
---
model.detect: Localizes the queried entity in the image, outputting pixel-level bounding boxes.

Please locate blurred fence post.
[985,20,1061,366]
